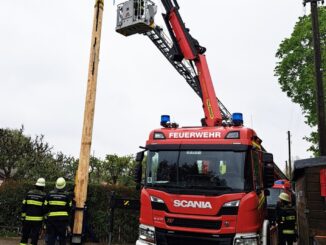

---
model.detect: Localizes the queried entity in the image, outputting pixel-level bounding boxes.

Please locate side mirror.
[264,163,275,188]
[262,153,274,188]
[263,153,273,163]
[134,163,142,190]
[134,151,145,190]
[136,151,144,162]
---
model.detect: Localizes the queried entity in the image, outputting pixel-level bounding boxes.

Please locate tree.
[14,134,61,180]
[55,152,77,181]
[0,126,73,181]
[274,6,326,154]
[102,154,135,185]
[89,156,104,184]
[0,127,31,179]
[0,126,140,185]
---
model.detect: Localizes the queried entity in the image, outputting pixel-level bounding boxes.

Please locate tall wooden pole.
[287,131,292,179]
[72,0,104,243]
[310,0,326,156]
[304,0,326,156]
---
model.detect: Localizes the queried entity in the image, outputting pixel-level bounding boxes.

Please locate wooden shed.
[293,157,326,244]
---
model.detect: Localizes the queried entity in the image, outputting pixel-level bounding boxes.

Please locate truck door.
[251,150,265,223]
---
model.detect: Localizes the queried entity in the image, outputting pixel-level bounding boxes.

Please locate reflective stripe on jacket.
[21,189,46,222]
[44,189,72,221]
[276,203,297,237]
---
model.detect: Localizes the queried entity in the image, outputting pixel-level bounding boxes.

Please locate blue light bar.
[232,113,243,126]
[161,115,170,126]
[275,180,284,185]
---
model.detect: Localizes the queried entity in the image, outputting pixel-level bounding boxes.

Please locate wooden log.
[72,0,104,242]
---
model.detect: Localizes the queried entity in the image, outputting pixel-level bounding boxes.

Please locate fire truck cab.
[134,115,275,245]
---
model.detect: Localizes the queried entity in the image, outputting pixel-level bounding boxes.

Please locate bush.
[0,181,140,243]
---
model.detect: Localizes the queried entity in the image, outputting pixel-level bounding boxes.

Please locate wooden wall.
[295,166,326,244]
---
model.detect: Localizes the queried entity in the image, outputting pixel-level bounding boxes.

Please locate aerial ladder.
[115,3,280,244]
[116,0,232,125]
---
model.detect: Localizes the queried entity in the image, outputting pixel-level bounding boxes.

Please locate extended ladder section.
[145,27,231,121]
[116,0,231,122]
[146,27,201,97]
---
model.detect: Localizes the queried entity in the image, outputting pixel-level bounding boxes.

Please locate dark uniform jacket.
[276,203,297,236]
[44,189,72,222]
[21,189,46,222]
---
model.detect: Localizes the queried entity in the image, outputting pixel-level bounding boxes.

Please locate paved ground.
[0,237,128,245]
[0,237,302,245]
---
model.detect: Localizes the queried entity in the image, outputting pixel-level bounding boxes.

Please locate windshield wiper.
[186,185,233,190]
[149,183,185,189]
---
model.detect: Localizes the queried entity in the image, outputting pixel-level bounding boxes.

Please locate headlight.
[234,233,259,245]
[150,196,164,203]
[223,200,240,207]
[139,224,155,244]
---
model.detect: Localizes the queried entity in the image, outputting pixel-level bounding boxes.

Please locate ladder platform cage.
[116,0,157,36]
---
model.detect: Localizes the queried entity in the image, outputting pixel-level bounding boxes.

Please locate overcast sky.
[0,0,315,171]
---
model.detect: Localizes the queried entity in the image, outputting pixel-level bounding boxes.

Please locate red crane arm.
[167,9,196,60]
[161,0,222,126]
[195,55,222,127]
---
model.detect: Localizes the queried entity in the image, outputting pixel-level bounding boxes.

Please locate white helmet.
[35,178,46,187]
[279,192,291,203]
[55,177,66,190]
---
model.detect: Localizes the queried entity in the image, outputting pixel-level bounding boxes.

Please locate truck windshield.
[146,150,247,191]
[267,188,283,207]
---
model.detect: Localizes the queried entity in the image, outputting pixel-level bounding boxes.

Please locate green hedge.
[0,181,140,243]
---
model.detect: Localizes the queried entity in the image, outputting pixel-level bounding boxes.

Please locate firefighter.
[45,177,72,245]
[20,178,46,245]
[276,192,297,245]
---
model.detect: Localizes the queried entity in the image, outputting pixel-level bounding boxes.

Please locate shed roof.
[293,157,326,181]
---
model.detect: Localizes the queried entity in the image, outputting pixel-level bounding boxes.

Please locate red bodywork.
[139,126,268,236]
[165,6,222,127]
[273,179,291,190]
[140,189,261,234]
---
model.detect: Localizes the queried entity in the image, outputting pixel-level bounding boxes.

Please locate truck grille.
[165,217,221,230]
[156,229,234,245]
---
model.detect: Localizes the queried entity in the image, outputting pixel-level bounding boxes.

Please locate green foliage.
[0,127,33,179]
[102,154,136,185]
[0,126,138,185]
[0,126,76,181]
[0,181,140,243]
[275,6,326,155]
[86,184,140,243]
[0,126,140,242]
[0,181,29,230]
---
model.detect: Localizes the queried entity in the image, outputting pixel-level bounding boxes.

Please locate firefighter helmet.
[55,177,66,190]
[279,192,290,203]
[35,178,46,187]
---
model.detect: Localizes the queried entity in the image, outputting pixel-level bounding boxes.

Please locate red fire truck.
[116,0,276,244]
[267,179,292,208]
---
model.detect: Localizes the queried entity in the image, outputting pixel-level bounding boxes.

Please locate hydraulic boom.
[116,0,228,126]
